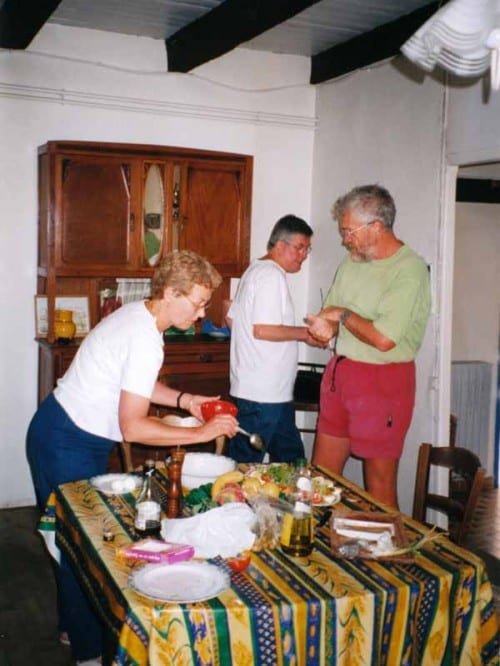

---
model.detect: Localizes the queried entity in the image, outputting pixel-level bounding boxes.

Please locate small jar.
[54,309,76,343]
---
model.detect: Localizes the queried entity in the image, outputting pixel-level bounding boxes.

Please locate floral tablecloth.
[50,466,499,665]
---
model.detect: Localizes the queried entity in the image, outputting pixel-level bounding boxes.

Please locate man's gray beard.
[350,251,368,263]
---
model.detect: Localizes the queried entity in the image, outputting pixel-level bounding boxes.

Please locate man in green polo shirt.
[306,184,431,508]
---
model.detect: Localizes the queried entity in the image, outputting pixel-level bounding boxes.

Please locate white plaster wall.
[452,203,500,470]
[447,78,500,165]
[0,25,316,507]
[307,58,445,515]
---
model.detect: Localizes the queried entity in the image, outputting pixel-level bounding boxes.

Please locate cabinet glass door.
[143,163,165,266]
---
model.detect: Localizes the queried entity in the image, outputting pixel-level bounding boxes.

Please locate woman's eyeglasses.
[182,294,211,312]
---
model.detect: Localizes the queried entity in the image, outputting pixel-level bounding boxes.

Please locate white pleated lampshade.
[401,0,500,90]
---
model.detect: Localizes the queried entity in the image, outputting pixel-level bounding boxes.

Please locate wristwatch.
[339,309,352,326]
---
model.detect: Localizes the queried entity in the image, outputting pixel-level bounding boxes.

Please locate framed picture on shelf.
[35,295,91,338]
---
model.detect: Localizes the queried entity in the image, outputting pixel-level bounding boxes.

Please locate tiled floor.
[0,506,73,665]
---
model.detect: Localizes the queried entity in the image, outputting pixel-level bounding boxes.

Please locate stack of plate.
[129,561,229,602]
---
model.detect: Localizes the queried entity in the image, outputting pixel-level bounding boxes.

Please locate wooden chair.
[119,440,137,473]
[412,442,486,545]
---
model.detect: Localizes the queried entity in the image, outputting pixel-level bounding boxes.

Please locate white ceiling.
[43,0,500,180]
[47,0,432,57]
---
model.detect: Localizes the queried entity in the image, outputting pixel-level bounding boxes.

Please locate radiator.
[451,361,492,465]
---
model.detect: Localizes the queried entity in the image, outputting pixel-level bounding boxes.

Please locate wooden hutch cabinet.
[36,140,252,422]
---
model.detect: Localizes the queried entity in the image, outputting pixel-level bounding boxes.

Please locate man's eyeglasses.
[283,240,312,255]
[339,221,375,238]
[182,294,211,312]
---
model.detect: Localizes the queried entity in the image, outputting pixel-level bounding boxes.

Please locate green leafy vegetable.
[183,483,216,514]
[266,463,295,485]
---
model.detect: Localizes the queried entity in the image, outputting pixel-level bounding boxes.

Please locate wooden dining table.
[50,464,499,666]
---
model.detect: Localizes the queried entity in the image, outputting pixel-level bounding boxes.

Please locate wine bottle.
[134,460,162,538]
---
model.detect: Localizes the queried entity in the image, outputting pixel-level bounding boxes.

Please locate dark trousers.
[228,397,305,463]
[26,393,116,661]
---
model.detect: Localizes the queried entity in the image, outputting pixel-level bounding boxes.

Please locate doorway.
[450,165,500,484]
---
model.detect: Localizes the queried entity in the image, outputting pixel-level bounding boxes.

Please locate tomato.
[227,551,251,572]
[312,492,323,505]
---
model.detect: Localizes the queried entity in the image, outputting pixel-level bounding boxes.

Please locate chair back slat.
[429,446,481,475]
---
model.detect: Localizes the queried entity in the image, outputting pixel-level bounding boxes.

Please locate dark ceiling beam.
[310,1,441,84]
[0,0,62,49]
[166,0,322,73]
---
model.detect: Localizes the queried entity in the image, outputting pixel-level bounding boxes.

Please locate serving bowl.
[200,400,238,421]
[181,452,236,490]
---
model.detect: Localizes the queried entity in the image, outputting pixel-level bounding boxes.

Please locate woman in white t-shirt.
[26,250,237,663]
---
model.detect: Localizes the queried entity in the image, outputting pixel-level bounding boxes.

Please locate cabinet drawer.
[163,336,229,375]
[54,348,78,376]
[159,337,230,396]
[160,374,230,398]
[164,349,229,370]
[159,358,229,379]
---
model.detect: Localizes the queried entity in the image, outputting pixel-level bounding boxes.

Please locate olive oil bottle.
[280,476,313,557]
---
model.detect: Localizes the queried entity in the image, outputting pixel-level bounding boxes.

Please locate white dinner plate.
[129,561,230,603]
[89,473,142,496]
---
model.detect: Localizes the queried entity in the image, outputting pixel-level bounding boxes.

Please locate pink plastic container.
[117,539,194,564]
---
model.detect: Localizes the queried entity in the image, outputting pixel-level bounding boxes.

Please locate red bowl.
[200,399,238,421]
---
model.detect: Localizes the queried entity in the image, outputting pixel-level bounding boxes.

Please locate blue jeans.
[228,397,305,463]
[26,393,116,661]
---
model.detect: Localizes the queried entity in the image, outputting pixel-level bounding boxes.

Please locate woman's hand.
[185,394,219,421]
[199,414,238,441]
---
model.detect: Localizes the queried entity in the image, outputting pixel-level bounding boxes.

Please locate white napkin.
[161,503,256,558]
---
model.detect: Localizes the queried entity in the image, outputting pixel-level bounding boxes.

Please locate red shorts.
[317,355,416,460]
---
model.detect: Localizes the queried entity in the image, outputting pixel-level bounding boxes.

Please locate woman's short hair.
[150,250,222,299]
